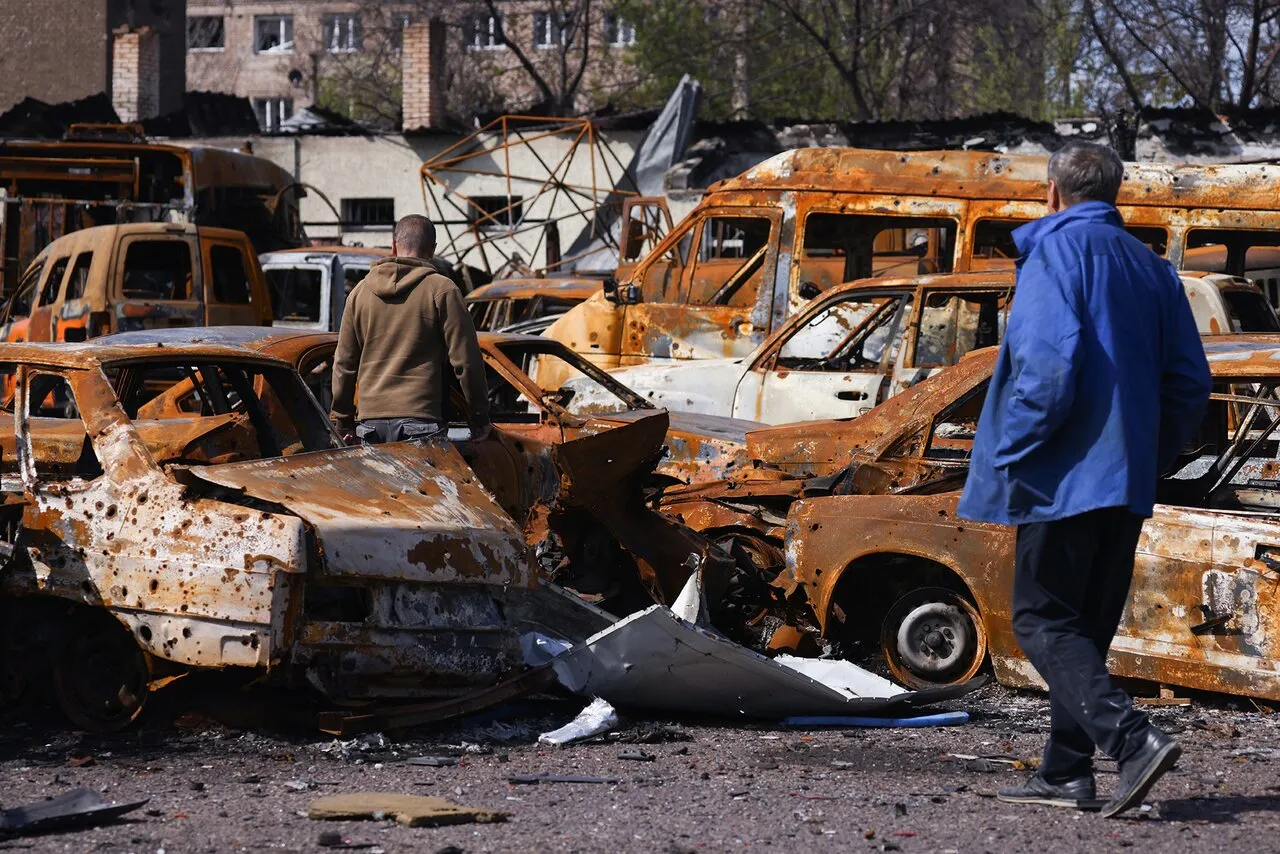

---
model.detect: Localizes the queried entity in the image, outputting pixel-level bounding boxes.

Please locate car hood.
[184,441,531,586]
[594,408,762,483]
[596,358,747,418]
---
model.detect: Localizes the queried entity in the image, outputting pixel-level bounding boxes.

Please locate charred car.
[95,327,753,622]
[666,337,1280,705]
[581,271,1275,426]
[0,340,546,731]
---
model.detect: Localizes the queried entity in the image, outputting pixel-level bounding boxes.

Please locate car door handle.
[837,390,868,401]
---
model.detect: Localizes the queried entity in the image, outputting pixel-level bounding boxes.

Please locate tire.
[880,586,987,689]
[53,612,150,732]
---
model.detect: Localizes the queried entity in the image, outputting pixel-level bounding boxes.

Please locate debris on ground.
[541,592,983,718]
[783,711,971,728]
[0,788,149,836]
[506,774,621,785]
[307,793,508,827]
[538,698,619,746]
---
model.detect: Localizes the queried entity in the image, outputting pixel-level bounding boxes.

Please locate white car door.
[733,291,913,424]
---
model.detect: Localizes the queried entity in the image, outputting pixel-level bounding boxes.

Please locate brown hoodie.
[331,257,490,434]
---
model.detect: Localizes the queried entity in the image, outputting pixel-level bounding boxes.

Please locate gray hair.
[1047,141,1125,206]
[393,214,437,258]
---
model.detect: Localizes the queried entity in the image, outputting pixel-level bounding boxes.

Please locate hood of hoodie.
[1011,200,1124,265]
[364,256,444,299]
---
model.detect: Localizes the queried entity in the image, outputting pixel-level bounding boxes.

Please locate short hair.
[393,214,437,257]
[1047,141,1125,206]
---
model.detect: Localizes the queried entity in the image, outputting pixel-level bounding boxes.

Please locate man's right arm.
[1157,270,1212,473]
[436,284,491,435]
[331,297,360,438]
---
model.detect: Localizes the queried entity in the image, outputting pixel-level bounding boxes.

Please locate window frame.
[253,14,295,54]
[323,13,361,53]
[603,11,636,46]
[252,97,294,132]
[186,15,226,51]
[761,289,912,373]
[466,13,506,50]
[341,198,396,232]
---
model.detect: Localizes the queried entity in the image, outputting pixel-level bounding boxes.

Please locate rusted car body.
[0,126,304,296]
[0,340,544,730]
[0,224,273,346]
[545,147,1280,373]
[570,270,1276,424]
[467,277,602,334]
[95,327,749,618]
[259,246,385,333]
[665,337,1280,703]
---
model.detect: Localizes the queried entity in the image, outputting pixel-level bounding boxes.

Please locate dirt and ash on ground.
[4,683,1280,853]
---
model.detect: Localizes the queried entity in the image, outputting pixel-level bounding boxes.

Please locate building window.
[604,12,636,47]
[253,97,293,131]
[324,14,361,53]
[533,11,566,48]
[186,15,225,51]
[390,12,412,51]
[342,198,395,230]
[254,15,294,53]
[465,13,505,50]
[468,195,523,230]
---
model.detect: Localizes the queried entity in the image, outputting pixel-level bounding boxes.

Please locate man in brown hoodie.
[331,215,491,444]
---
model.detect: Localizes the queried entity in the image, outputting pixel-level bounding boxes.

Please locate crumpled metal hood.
[185,441,531,586]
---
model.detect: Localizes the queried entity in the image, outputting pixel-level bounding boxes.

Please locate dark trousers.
[1012,507,1152,781]
[355,418,444,444]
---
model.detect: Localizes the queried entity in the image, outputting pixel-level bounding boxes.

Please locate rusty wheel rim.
[881,587,986,690]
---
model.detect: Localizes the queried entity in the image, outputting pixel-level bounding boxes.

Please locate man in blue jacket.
[958,141,1211,818]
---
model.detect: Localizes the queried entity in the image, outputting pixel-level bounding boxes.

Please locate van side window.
[122,241,193,300]
[266,267,322,322]
[38,258,69,307]
[9,261,44,317]
[1184,229,1280,292]
[210,245,252,304]
[65,253,92,300]
[637,226,692,303]
[914,291,1011,368]
[971,220,1168,271]
[800,213,957,290]
[685,216,773,307]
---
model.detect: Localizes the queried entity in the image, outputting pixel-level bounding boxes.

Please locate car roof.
[466,277,602,301]
[97,326,336,362]
[0,339,297,370]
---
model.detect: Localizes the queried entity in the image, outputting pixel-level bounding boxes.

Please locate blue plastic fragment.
[781,710,970,728]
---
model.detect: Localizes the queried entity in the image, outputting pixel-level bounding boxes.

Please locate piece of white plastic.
[537,697,618,746]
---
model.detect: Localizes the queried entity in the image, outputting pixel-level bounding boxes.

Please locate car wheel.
[880,586,986,689]
[53,612,149,732]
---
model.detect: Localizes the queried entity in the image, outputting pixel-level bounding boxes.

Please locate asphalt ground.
[3,682,1280,853]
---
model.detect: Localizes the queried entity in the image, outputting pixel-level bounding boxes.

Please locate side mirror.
[603,276,641,305]
[798,281,821,300]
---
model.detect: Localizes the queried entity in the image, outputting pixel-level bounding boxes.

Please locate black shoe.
[997,772,1097,808]
[1101,729,1182,818]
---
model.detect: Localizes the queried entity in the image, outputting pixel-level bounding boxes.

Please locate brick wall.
[402,19,445,131]
[111,25,160,121]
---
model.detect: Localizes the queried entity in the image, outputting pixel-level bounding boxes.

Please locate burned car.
[95,327,750,620]
[0,341,542,731]
[666,337,1280,705]
[582,270,1275,425]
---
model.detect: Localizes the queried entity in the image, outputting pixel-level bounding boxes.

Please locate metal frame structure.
[420,116,637,278]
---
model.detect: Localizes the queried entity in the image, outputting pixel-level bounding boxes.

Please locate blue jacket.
[957,201,1211,525]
